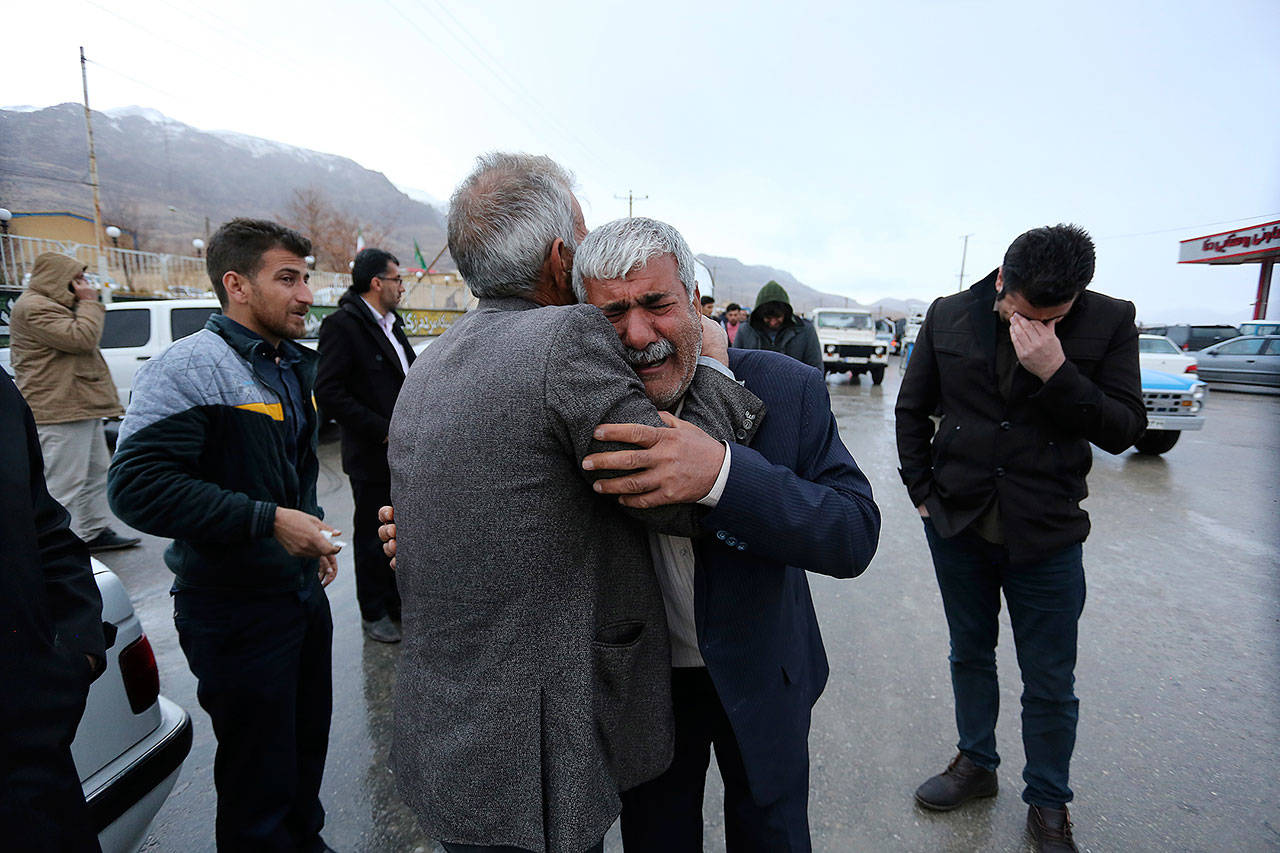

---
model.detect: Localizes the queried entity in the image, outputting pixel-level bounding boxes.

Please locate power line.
[413,0,612,174]
[1097,213,1280,241]
[85,58,187,104]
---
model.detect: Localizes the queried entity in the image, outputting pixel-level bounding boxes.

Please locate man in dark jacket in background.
[316,247,415,643]
[731,280,823,371]
[1,370,106,852]
[896,224,1146,853]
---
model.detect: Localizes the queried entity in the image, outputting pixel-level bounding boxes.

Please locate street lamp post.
[105,225,132,291]
[304,255,316,270]
[192,238,205,259]
[0,208,11,285]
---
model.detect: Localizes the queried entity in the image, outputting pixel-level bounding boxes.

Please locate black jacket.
[895,270,1146,562]
[109,314,324,593]
[1,371,105,846]
[315,290,415,482]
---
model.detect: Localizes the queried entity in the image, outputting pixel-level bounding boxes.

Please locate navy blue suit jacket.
[694,349,880,805]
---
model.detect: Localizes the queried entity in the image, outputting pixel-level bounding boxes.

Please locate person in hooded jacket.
[9,253,139,553]
[731,280,823,371]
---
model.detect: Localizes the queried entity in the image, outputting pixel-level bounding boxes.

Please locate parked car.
[1139,323,1240,351]
[811,307,889,384]
[1138,334,1198,375]
[1194,335,1280,387]
[78,558,192,852]
[1134,368,1208,454]
[1238,320,1280,337]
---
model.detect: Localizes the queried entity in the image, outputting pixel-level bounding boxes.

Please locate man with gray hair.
[573,217,879,851]
[387,154,760,853]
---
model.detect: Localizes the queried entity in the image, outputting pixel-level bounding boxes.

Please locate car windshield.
[816,312,872,330]
[1139,338,1181,354]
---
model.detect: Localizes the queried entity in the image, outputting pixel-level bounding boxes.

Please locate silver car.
[78,559,192,852]
[1194,335,1280,387]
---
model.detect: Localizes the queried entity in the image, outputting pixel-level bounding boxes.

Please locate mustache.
[623,338,676,367]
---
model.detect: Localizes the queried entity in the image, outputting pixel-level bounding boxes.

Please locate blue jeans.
[923,519,1086,807]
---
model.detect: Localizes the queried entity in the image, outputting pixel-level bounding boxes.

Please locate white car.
[811,307,889,384]
[1137,334,1198,376]
[79,559,192,852]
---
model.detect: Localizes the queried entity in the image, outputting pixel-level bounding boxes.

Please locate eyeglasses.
[375,275,403,284]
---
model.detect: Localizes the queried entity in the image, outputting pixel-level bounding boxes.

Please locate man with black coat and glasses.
[316,247,415,643]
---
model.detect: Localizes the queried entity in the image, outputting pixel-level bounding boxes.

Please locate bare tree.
[279,188,390,272]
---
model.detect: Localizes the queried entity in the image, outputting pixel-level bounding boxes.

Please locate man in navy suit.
[577,217,881,851]
[379,216,879,850]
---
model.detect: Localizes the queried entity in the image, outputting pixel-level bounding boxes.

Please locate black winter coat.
[0,371,105,847]
[315,290,416,482]
[895,270,1146,563]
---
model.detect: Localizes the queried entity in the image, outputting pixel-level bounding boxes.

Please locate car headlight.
[824,344,836,354]
[875,347,886,355]
[1192,385,1206,400]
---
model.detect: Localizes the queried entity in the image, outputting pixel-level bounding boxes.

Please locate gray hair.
[447,152,579,299]
[571,217,698,305]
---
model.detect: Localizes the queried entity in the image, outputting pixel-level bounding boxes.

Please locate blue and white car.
[1134,368,1208,454]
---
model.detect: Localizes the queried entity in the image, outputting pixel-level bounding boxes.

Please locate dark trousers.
[351,478,401,622]
[620,667,810,852]
[175,581,333,851]
[923,519,1086,807]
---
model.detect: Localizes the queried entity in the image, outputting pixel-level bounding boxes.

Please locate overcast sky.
[6,0,1279,321]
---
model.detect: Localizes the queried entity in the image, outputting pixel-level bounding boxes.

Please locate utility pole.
[613,189,649,218]
[81,46,111,302]
[80,47,105,253]
[957,233,973,292]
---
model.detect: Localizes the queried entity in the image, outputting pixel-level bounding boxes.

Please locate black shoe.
[85,528,141,553]
[1027,804,1078,852]
[362,615,401,643]
[914,752,998,811]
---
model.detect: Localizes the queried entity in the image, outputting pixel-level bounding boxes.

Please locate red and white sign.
[1179,219,1280,264]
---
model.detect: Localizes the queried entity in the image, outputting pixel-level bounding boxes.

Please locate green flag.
[414,239,427,270]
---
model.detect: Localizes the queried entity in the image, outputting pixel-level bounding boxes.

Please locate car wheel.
[870,366,886,385]
[1133,430,1180,455]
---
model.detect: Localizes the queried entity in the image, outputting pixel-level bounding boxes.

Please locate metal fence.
[0,234,208,296]
[0,234,472,309]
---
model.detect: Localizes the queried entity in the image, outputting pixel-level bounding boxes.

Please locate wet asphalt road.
[94,358,1280,852]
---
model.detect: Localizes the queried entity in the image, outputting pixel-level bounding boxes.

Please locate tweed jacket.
[896,270,1146,562]
[388,297,762,852]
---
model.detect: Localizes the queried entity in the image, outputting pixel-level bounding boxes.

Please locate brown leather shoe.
[913,752,998,811]
[1027,804,1078,852]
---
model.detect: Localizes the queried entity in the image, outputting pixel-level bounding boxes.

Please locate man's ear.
[692,284,702,311]
[550,238,577,303]
[995,267,1004,294]
[223,270,251,305]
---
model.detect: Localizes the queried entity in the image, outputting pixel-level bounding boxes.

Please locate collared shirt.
[222,317,310,471]
[647,355,735,668]
[361,296,411,374]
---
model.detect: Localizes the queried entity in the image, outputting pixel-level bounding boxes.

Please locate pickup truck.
[1134,367,1208,454]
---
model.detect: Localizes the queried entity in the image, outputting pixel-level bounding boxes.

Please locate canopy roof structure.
[1179,219,1278,319]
